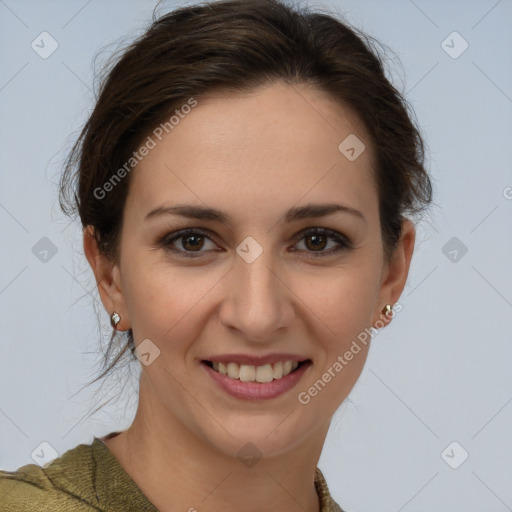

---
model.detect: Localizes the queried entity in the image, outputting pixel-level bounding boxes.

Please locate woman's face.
[89,81,414,458]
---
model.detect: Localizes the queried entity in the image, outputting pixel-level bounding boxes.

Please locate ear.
[83,225,130,331]
[372,219,416,328]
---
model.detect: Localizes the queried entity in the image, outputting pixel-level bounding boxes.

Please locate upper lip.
[202,353,310,366]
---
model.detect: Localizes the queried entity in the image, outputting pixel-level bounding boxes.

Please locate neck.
[102,376,330,512]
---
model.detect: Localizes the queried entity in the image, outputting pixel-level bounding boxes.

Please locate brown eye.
[159,228,218,257]
[158,227,352,259]
[304,232,328,251]
[180,233,205,251]
[292,228,352,257]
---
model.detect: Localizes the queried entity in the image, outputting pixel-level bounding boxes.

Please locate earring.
[382,304,393,317]
[111,311,121,329]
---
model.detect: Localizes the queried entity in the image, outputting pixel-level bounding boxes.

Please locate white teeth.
[239,364,255,381]
[256,364,274,383]
[272,362,283,379]
[227,362,239,379]
[209,360,304,382]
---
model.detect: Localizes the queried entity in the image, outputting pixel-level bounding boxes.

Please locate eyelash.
[157,227,353,259]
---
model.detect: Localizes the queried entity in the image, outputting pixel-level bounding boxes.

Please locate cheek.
[293,262,381,342]
[293,271,378,414]
[120,254,219,349]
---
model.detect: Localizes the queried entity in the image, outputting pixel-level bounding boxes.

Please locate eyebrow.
[144,202,366,226]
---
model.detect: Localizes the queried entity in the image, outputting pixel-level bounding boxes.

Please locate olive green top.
[0,437,344,511]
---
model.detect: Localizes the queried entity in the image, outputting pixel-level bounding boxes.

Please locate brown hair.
[59,0,433,385]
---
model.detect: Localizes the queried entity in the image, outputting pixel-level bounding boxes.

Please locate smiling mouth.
[202,359,311,383]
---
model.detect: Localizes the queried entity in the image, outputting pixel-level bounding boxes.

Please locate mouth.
[201,357,312,401]
[201,359,311,383]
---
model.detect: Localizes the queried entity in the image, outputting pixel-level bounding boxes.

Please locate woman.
[0,0,432,510]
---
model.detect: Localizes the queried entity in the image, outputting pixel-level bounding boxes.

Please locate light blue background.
[1,1,511,511]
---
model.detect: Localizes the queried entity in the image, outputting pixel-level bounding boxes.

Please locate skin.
[84,80,415,512]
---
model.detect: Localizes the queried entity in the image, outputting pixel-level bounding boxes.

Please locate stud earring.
[382,304,393,317]
[111,311,121,329]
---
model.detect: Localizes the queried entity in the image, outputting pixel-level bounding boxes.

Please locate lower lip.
[201,361,311,401]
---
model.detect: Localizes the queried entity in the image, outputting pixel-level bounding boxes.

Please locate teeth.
[273,362,283,379]
[239,364,255,381]
[227,362,239,379]
[209,360,303,382]
[256,364,273,383]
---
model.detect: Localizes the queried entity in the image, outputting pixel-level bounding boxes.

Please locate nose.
[218,248,295,343]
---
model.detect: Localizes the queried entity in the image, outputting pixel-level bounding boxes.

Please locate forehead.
[125,81,377,222]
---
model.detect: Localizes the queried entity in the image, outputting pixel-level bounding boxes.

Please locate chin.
[196,411,320,461]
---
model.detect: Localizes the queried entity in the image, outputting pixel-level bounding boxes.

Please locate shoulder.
[0,442,102,511]
[314,467,348,512]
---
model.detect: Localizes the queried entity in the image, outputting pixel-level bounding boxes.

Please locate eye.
[158,228,218,257]
[158,227,352,258]
[291,227,352,257]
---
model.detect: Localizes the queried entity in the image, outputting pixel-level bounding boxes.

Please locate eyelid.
[157,227,220,256]
[158,226,353,257]
[292,226,353,247]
